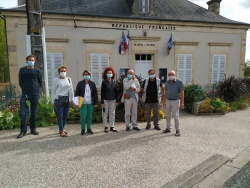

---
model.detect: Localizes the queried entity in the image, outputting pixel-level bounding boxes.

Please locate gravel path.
[0,108,250,188]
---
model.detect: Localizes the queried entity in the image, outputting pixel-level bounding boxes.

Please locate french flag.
[119,31,128,55]
[167,33,173,55]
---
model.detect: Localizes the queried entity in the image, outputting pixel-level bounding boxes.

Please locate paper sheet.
[72,96,84,108]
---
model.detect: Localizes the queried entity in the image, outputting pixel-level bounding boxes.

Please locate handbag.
[124,93,130,99]
[58,96,69,106]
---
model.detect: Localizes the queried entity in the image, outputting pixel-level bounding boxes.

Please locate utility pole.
[26,0,49,98]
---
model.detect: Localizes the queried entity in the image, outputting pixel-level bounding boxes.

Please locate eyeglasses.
[60,71,66,72]
[168,74,174,76]
[84,74,90,76]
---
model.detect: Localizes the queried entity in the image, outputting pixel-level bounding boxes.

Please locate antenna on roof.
[69,0,77,28]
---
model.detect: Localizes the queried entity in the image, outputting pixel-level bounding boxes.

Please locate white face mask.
[169,76,175,80]
[60,72,66,77]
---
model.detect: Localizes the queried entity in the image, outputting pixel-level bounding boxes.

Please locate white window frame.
[139,0,149,13]
[177,54,192,84]
[211,54,226,84]
[46,53,63,89]
[90,53,109,87]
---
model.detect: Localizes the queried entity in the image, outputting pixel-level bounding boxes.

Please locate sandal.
[59,130,67,137]
[104,127,109,133]
[175,131,180,137]
[63,130,68,135]
[162,129,171,133]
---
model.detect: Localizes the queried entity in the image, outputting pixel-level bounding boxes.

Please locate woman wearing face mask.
[101,67,118,133]
[75,70,98,135]
[51,66,74,137]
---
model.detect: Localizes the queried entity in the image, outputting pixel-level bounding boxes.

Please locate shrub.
[198,98,214,113]
[184,84,206,113]
[36,94,57,127]
[234,97,249,110]
[216,75,249,103]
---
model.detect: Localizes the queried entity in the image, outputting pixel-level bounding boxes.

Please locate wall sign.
[111,23,176,31]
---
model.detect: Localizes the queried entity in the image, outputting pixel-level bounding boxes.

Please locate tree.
[0,16,9,82]
[244,60,250,77]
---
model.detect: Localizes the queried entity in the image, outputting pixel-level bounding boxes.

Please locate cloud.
[240,0,250,8]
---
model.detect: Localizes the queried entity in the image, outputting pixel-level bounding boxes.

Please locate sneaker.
[133,127,140,131]
[154,125,161,130]
[17,132,26,138]
[110,127,117,132]
[126,127,130,131]
[145,124,151,130]
[104,127,109,133]
[81,129,85,135]
[162,129,171,133]
[30,129,39,135]
[87,129,93,135]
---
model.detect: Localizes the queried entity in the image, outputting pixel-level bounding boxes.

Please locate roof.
[1,0,249,26]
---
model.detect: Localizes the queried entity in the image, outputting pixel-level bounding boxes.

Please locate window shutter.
[91,53,109,87]
[46,53,63,89]
[219,55,226,81]
[185,54,192,84]
[212,55,226,84]
[177,54,185,83]
[91,53,100,87]
[177,54,192,84]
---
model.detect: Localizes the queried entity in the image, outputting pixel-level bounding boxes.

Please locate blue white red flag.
[119,31,128,55]
[167,33,172,55]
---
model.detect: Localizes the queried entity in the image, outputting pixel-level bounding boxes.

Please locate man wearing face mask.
[17,55,43,138]
[163,70,184,137]
[141,69,165,130]
[121,69,141,131]
[51,66,74,137]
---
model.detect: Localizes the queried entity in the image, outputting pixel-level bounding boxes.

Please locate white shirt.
[84,84,92,104]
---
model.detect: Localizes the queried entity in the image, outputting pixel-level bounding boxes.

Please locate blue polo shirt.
[165,78,184,100]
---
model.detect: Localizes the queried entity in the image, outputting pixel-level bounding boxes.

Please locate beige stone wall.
[2,11,249,90]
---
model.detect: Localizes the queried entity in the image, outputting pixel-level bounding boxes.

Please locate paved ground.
[224,161,250,188]
[0,108,250,188]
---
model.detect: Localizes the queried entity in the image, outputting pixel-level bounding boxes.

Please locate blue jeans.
[54,99,70,131]
[20,94,40,132]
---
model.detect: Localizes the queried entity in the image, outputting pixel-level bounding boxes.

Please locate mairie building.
[1,0,249,91]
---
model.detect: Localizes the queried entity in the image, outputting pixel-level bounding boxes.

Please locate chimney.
[207,0,222,14]
[18,0,26,6]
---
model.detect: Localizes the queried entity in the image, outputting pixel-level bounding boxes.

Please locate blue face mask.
[84,75,90,80]
[27,61,35,67]
[149,74,155,79]
[107,74,113,78]
[127,74,132,79]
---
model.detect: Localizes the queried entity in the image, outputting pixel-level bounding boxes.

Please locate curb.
[161,154,229,188]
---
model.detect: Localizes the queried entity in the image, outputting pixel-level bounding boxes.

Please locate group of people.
[17,55,184,138]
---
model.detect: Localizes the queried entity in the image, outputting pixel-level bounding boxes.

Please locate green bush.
[184,84,206,113]
[36,94,57,127]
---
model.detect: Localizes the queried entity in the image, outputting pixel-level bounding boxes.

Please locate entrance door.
[135,54,153,79]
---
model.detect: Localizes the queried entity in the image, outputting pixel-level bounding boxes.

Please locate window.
[135,54,153,79]
[211,55,226,84]
[91,53,109,87]
[139,0,149,13]
[46,53,63,89]
[177,54,192,84]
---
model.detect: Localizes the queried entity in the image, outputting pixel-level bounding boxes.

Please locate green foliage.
[0,17,9,82]
[234,97,249,110]
[36,94,57,127]
[216,75,249,103]
[184,84,206,113]
[92,103,103,123]
[245,60,250,77]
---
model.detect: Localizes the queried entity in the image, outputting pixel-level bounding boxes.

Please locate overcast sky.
[0,0,249,61]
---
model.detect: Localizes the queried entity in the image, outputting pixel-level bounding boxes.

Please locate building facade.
[1,0,249,92]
